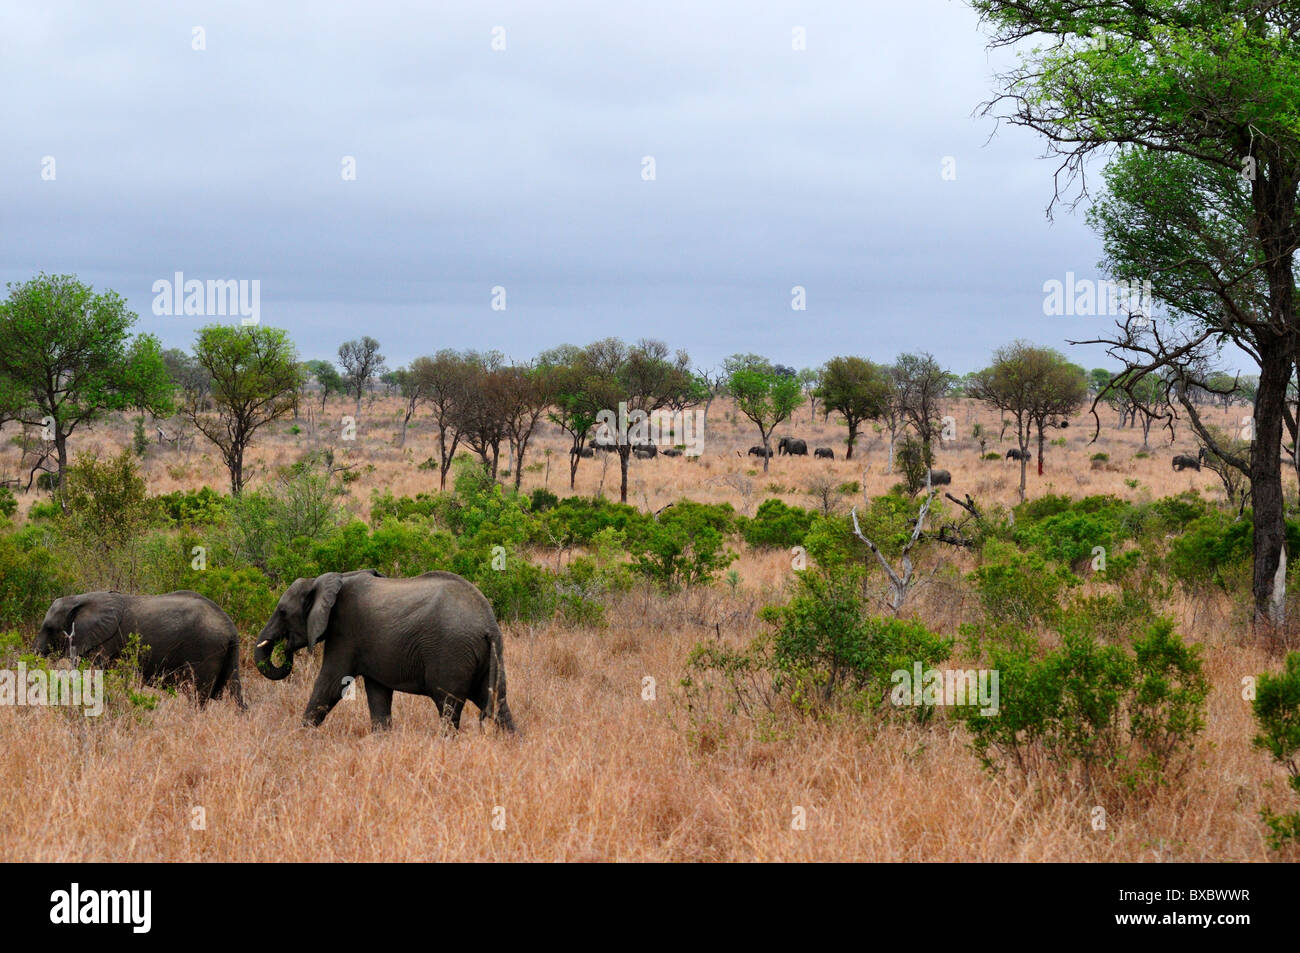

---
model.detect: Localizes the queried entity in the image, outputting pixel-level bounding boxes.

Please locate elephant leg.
[303,671,346,727]
[437,694,465,730]
[364,678,393,731]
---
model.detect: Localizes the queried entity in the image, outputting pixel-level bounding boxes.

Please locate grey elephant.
[777,437,808,456]
[36,590,245,708]
[253,569,514,732]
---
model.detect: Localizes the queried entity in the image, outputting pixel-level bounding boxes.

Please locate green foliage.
[0,526,72,629]
[982,451,1002,461]
[1013,498,1128,570]
[895,434,930,494]
[28,501,59,521]
[183,566,278,634]
[759,568,951,716]
[1252,653,1300,849]
[309,519,456,579]
[61,450,157,548]
[133,416,149,457]
[222,460,346,580]
[1164,512,1300,592]
[154,486,227,526]
[530,495,647,546]
[960,620,1207,793]
[530,488,559,513]
[628,500,736,589]
[973,541,1072,627]
[369,489,440,524]
[1091,452,1110,462]
[0,486,16,519]
[0,273,174,486]
[739,498,816,549]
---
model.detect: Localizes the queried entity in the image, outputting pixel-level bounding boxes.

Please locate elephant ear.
[306,573,345,649]
[67,592,127,659]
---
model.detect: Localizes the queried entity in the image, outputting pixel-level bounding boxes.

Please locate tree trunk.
[54,427,68,511]
[845,422,857,461]
[618,449,630,503]
[1253,336,1292,629]
[1036,425,1045,476]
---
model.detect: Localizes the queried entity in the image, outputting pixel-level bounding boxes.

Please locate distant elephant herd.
[33,569,515,733]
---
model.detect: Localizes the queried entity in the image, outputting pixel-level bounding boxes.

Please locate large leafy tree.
[973,0,1300,625]
[815,356,893,460]
[0,274,172,502]
[185,325,303,495]
[727,357,803,474]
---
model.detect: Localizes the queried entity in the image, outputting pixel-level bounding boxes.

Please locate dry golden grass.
[0,397,1295,861]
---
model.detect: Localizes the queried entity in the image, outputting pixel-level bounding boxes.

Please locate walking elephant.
[777,437,808,456]
[35,590,245,708]
[253,569,514,732]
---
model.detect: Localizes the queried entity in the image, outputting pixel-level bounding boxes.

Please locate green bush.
[972,541,1072,627]
[530,488,559,513]
[28,501,60,521]
[223,465,346,579]
[1011,494,1135,571]
[0,487,17,519]
[739,498,816,549]
[370,490,440,525]
[1252,652,1300,849]
[530,495,647,546]
[62,450,158,547]
[183,566,279,634]
[628,500,736,589]
[308,519,456,579]
[759,568,951,716]
[454,549,557,623]
[982,452,1002,461]
[0,526,71,629]
[960,619,1207,792]
[1090,452,1109,462]
[155,486,227,526]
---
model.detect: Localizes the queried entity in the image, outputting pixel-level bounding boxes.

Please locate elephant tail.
[485,623,513,731]
[216,637,247,711]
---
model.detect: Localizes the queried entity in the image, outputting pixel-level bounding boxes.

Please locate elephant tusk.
[257,640,270,648]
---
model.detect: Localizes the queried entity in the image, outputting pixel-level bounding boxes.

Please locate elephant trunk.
[253,635,293,680]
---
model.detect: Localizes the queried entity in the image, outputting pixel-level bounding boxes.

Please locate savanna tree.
[185,325,303,495]
[974,0,1300,625]
[337,336,386,418]
[0,274,172,503]
[726,356,804,474]
[815,356,893,460]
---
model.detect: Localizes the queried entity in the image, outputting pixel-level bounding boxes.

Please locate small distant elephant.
[1172,449,1204,472]
[661,448,682,457]
[748,445,773,458]
[814,447,834,459]
[926,468,951,486]
[254,570,514,732]
[577,447,595,458]
[777,437,808,456]
[632,444,658,459]
[1006,448,1032,462]
[36,591,244,708]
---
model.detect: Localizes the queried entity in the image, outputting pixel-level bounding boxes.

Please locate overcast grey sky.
[2,0,1138,374]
